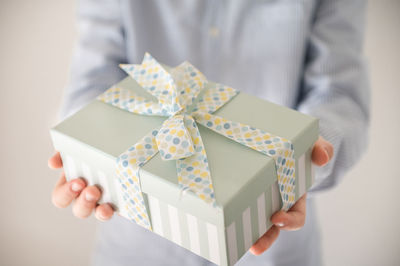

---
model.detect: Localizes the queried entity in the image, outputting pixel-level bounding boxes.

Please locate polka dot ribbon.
[97,53,296,230]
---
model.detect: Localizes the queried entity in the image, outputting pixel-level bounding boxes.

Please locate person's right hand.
[48,152,114,221]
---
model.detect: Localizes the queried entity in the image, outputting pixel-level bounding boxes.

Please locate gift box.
[50,53,318,265]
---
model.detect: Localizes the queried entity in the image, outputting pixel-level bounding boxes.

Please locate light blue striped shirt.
[61,0,369,265]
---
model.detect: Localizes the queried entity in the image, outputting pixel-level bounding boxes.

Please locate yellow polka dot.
[244,132,252,138]
[136,144,144,150]
[214,118,221,125]
[194,169,201,175]
[170,129,176,134]
[285,150,289,157]
[204,113,211,120]
[199,194,206,200]
[192,161,199,167]
[200,172,208,178]
[263,135,271,140]
[169,146,176,153]
[226,130,233,135]
[193,138,199,145]
[151,80,157,85]
[267,144,274,149]
[177,130,184,137]
[185,88,191,93]
[255,136,262,142]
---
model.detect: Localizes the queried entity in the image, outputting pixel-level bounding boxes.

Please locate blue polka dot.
[264,140,272,144]
[203,188,211,193]
[152,130,158,136]
[282,158,286,165]
[186,167,193,171]
[113,99,119,103]
[190,72,196,77]
[162,90,169,95]
[195,177,202,182]
[140,69,146,74]
[145,144,152,149]
[149,86,155,91]
[206,121,213,127]
[165,154,171,159]
[173,138,180,144]
[122,160,128,167]
[268,150,276,155]
[165,135,172,141]
[153,74,158,78]
[223,123,230,129]
[181,141,189,148]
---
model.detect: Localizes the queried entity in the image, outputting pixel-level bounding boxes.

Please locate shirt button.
[209,26,220,37]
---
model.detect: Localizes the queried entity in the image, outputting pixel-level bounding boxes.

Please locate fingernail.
[85,192,96,202]
[71,183,83,192]
[97,213,106,221]
[276,222,284,227]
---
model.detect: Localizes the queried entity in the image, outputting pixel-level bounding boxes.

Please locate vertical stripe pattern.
[62,149,314,266]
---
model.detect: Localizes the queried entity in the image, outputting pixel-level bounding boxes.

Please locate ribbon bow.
[97,53,296,230]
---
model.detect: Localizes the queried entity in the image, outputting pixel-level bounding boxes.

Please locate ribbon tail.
[116,128,160,230]
[175,115,216,206]
[193,112,295,211]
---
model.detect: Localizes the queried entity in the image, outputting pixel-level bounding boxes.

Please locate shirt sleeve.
[60,0,127,119]
[296,0,370,193]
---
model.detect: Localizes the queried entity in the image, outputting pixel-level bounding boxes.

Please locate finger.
[95,203,114,221]
[249,225,280,255]
[52,174,86,208]
[271,194,307,231]
[48,152,63,169]
[312,137,334,166]
[72,186,101,219]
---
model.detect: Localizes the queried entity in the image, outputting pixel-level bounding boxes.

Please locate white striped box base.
[61,150,315,266]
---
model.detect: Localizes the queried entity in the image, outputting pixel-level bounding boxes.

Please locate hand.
[250,136,334,255]
[48,152,114,221]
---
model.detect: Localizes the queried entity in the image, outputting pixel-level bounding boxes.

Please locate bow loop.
[120,53,183,115]
[156,115,195,160]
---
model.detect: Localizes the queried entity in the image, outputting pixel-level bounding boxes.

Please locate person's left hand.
[250,136,334,255]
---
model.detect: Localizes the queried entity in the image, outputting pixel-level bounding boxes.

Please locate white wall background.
[0,1,399,265]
